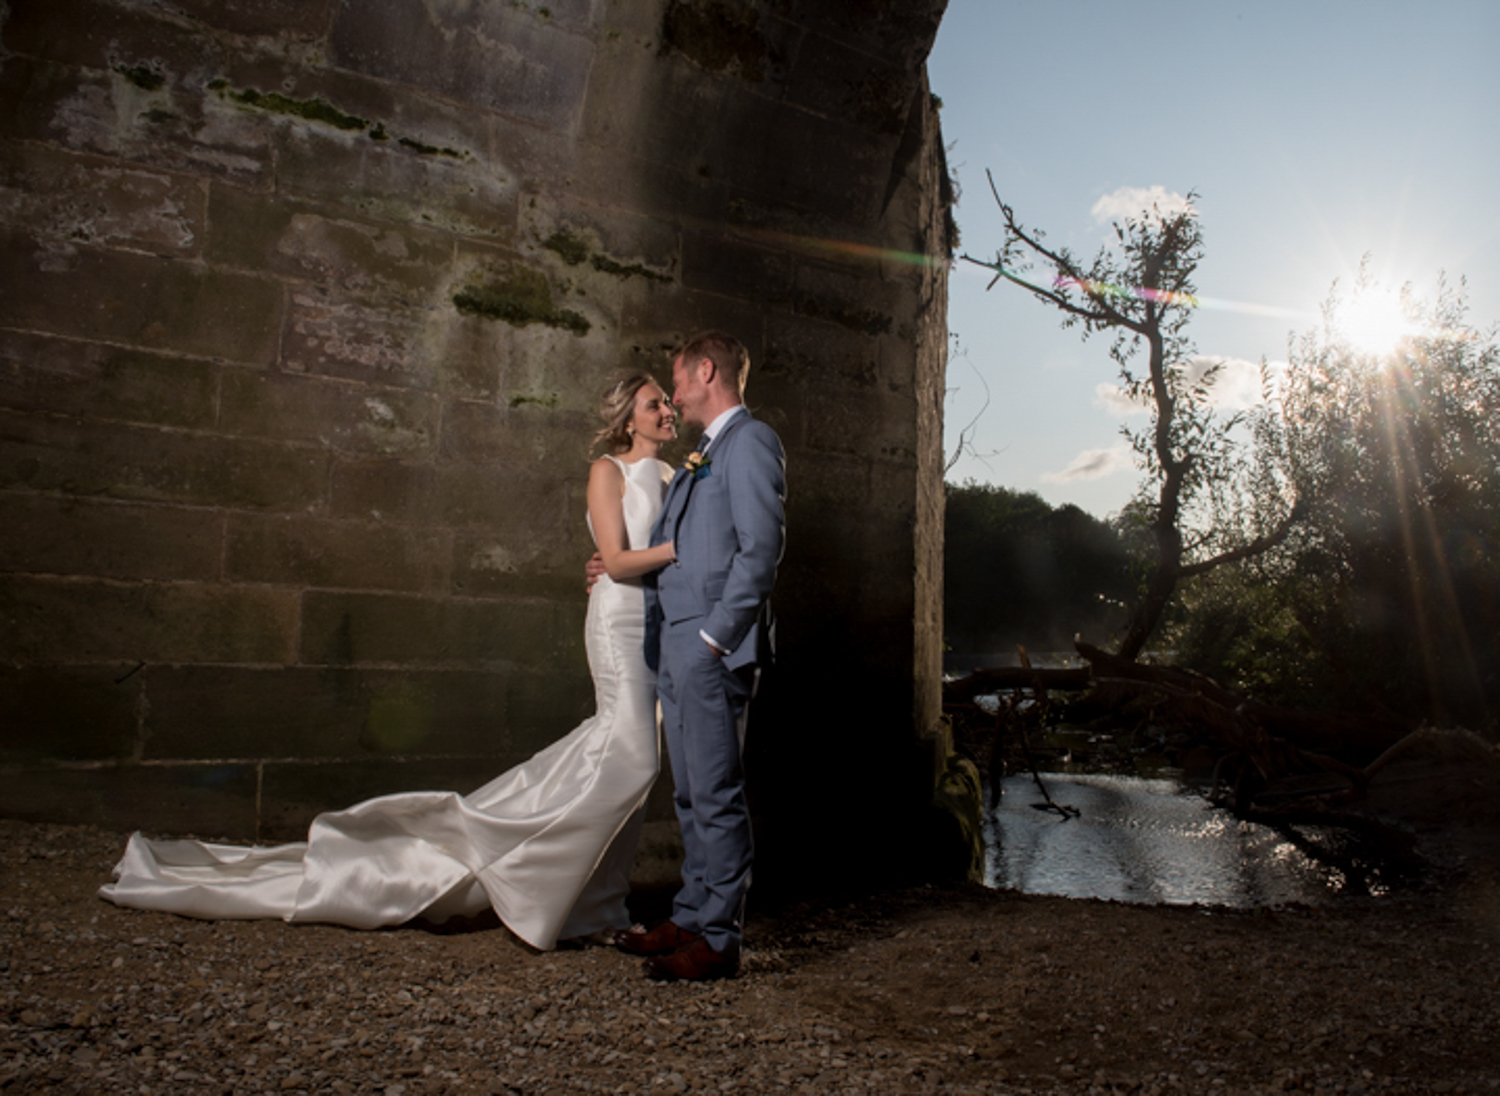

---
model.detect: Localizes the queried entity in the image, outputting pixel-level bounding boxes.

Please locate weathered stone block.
[504,661,596,757]
[329,458,442,525]
[784,30,913,137]
[876,328,921,390]
[0,330,219,429]
[445,254,622,413]
[0,762,258,838]
[791,0,947,75]
[709,102,898,223]
[578,40,727,168]
[168,0,339,39]
[0,139,206,256]
[225,513,451,593]
[436,459,578,534]
[522,196,680,285]
[299,591,571,669]
[804,381,918,461]
[680,228,794,303]
[219,368,439,457]
[143,666,513,760]
[0,495,223,582]
[410,307,505,401]
[329,0,595,132]
[0,665,140,762]
[281,286,447,390]
[656,0,798,84]
[3,0,208,77]
[438,399,585,466]
[206,183,458,299]
[778,449,871,566]
[0,230,281,365]
[272,121,517,242]
[763,311,881,386]
[0,575,299,664]
[258,757,510,841]
[619,283,766,364]
[450,510,595,602]
[792,262,906,338]
[0,409,331,510]
[0,53,274,189]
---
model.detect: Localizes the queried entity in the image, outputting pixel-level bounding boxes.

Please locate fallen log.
[944,665,1092,704]
[1074,640,1413,756]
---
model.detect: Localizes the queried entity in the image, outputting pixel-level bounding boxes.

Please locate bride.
[100,374,678,950]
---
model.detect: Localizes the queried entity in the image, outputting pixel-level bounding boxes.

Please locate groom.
[616,331,786,981]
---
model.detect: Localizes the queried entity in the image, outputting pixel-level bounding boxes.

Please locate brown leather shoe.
[612,920,699,957]
[643,936,738,982]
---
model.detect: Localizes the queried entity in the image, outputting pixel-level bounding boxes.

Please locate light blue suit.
[644,408,785,958]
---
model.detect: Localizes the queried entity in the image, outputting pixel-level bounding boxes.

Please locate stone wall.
[0,0,957,882]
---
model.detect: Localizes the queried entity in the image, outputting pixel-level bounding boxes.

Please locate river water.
[985,772,1409,907]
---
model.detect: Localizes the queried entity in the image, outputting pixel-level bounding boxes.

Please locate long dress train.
[100,456,672,951]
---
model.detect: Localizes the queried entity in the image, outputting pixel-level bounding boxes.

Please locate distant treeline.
[943,482,1132,655]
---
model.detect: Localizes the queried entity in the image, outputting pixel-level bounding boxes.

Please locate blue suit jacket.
[644,410,786,672]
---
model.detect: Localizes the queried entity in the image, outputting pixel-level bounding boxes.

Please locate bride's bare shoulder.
[589,454,627,497]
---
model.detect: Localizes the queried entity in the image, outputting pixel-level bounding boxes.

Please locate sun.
[1332,284,1419,357]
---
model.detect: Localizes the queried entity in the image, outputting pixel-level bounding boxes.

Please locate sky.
[928,0,1500,519]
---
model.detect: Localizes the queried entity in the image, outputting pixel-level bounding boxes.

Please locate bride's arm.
[587,458,675,581]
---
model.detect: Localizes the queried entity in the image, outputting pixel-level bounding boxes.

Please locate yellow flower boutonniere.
[684,452,712,478]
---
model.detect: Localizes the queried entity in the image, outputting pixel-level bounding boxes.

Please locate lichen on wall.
[452,265,591,336]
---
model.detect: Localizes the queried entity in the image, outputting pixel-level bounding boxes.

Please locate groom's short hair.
[679,331,749,396]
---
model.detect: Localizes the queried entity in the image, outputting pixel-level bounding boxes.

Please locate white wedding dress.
[100,455,672,951]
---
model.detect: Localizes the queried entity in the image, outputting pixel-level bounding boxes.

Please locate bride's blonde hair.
[593,372,662,455]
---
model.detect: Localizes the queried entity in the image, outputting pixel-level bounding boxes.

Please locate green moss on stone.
[452,268,590,336]
[116,63,166,91]
[397,136,466,159]
[509,393,559,409]
[227,87,369,132]
[140,109,177,125]
[591,254,672,283]
[369,123,389,141]
[542,230,590,266]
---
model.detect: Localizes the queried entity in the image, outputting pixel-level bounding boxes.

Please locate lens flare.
[1333,286,1420,356]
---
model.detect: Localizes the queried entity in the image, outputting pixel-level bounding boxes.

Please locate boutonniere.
[684,452,712,479]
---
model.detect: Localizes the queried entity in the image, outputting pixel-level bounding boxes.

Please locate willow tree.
[1248,276,1500,726]
[963,174,1300,660]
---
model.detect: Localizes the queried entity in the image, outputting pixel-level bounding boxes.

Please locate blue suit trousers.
[655,617,756,958]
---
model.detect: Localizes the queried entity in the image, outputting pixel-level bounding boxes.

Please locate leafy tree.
[1240,275,1500,728]
[963,174,1302,659]
[945,482,1131,654]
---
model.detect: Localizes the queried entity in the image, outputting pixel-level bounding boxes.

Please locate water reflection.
[985,773,1405,907]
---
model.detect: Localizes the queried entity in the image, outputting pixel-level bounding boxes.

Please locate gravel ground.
[3,818,1499,1095]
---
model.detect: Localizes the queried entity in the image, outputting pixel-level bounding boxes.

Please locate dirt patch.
[3,819,1498,1094]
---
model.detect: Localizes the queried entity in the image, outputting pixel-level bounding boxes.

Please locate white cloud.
[1094,381,1147,416]
[1095,358,1266,418]
[1091,185,1194,224]
[1041,443,1134,483]
[1185,355,1264,411]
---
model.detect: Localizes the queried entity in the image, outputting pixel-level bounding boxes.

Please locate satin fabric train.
[101,456,672,951]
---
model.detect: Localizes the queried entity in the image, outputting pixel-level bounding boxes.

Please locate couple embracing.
[102,332,785,985]
[611,331,785,981]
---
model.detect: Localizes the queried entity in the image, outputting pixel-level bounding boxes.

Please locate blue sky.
[929,0,1500,518]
